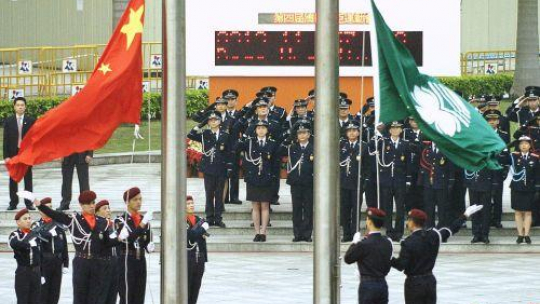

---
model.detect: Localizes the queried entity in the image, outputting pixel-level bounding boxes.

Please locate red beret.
[40,197,52,205]
[408,209,428,222]
[186,195,194,201]
[14,208,29,220]
[79,190,97,204]
[123,187,141,202]
[367,208,386,220]
[95,200,110,212]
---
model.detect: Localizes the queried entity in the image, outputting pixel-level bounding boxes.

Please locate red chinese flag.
[6,0,146,182]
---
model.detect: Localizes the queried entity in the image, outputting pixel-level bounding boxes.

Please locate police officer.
[9,208,41,304]
[464,165,493,244]
[57,151,93,210]
[419,142,456,228]
[485,95,510,133]
[373,121,416,242]
[233,97,283,144]
[116,187,154,304]
[188,111,232,227]
[222,89,243,205]
[338,97,355,139]
[391,206,483,304]
[514,112,540,154]
[34,197,69,304]
[186,196,209,304]
[403,116,424,211]
[29,190,121,304]
[340,121,368,242]
[95,200,119,304]
[507,86,540,126]
[283,99,314,138]
[344,208,393,304]
[281,120,314,242]
[259,86,287,123]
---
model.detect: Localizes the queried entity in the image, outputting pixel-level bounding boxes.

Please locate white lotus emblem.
[410,82,471,137]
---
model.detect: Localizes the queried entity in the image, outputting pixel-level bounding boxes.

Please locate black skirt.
[511,190,535,211]
[246,184,274,202]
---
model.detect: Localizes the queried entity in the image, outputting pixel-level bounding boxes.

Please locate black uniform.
[491,130,510,227]
[419,145,456,228]
[507,107,539,127]
[283,111,315,137]
[269,104,287,123]
[115,213,152,304]
[33,219,69,304]
[223,109,243,204]
[59,151,92,209]
[500,152,540,211]
[187,215,208,304]
[37,205,118,304]
[101,218,120,304]
[403,128,424,210]
[339,139,369,241]
[187,128,232,225]
[464,169,493,241]
[281,140,314,241]
[3,114,36,209]
[9,229,42,304]
[391,217,466,304]
[344,232,393,304]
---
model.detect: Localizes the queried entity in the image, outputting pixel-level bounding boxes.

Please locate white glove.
[118,227,130,241]
[147,242,156,252]
[49,228,57,237]
[141,210,154,225]
[134,124,144,139]
[17,190,36,202]
[352,231,362,244]
[29,239,37,247]
[464,204,484,217]
[109,231,118,239]
[201,222,210,231]
[41,277,46,285]
[62,267,69,274]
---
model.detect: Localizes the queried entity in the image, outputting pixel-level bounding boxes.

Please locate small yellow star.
[120,5,144,50]
[98,63,112,75]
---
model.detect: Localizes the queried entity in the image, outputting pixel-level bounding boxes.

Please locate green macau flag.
[371,0,505,171]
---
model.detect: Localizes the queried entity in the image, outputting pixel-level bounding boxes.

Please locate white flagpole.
[368,0,381,125]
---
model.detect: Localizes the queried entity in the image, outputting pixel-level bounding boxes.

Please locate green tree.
[512,0,540,95]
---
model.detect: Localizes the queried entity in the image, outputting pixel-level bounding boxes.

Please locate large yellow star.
[98,63,112,75]
[120,5,144,50]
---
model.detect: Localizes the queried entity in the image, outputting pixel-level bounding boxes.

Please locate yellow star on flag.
[98,63,112,75]
[120,5,144,50]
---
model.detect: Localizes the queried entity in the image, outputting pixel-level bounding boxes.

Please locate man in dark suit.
[57,151,93,210]
[3,97,36,210]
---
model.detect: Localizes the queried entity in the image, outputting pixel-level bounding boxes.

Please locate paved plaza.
[0,252,538,304]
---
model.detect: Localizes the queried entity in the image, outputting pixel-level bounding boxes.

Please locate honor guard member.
[233,97,283,143]
[222,89,243,205]
[403,117,424,211]
[499,136,540,244]
[345,208,393,304]
[116,187,155,304]
[464,164,494,244]
[338,97,356,139]
[483,110,510,228]
[95,200,119,304]
[514,111,540,153]
[57,151,93,210]
[373,121,417,242]
[188,111,232,227]
[391,206,483,304]
[34,198,69,304]
[4,97,36,210]
[485,95,510,133]
[29,190,119,304]
[283,99,315,138]
[280,120,314,242]
[507,86,540,126]
[9,208,42,304]
[419,142,456,228]
[340,121,369,242]
[237,120,279,242]
[186,196,209,304]
[260,86,287,123]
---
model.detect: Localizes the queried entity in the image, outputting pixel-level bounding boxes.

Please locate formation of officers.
[9,188,155,304]
[188,85,540,245]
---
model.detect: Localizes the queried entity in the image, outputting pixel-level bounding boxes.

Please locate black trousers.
[405,172,423,211]
[102,257,119,304]
[404,275,436,304]
[341,187,361,239]
[188,256,205,304]
[380,184,406,238]
[450,177,467,220]
[423,188,449,228]
[59,162,90,207]
[290,184,314,240]
[271,177,281,204]
[490,185,504,225]
[365,178,378,208]
[15,265,41,304]
[72,257,110,304]
[358,279,388,304]
[469,190,491,238]
[9,167,33,208]
[533,192,540,226]
[118,255,147,304]
[225,155,241,203]
[41,257,63,304]
[203,174,226,224]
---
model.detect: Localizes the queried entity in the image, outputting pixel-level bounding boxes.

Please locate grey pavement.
[0,252,539,304]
